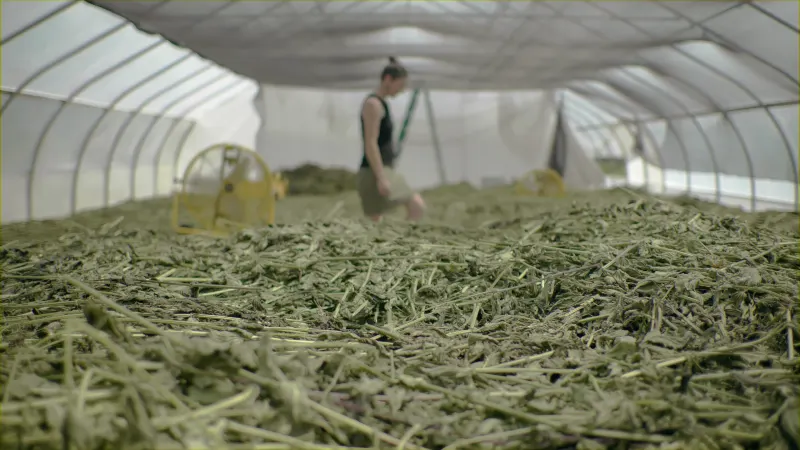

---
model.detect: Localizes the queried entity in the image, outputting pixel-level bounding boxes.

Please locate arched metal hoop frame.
[1,2,272,220]
[589,1,797,211]
[542,0,798,211]
[2,0,797,220]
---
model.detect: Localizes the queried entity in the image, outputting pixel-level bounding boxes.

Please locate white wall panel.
[250,85,606,192]
[1,94,60,176]
[678,42,797,104]
[107,115,154,205]
[113,56,208,112]
[670,118,721,176]
[769,105,799,172]
[756,1,799,29]
[27,24,162,102]
[173,77,251,121]
[36,103,105,174]
[251,85,363,174]
[639,47,757,110]
[1,1,71,41]
[156,120,194,196]
[728,109,795,181]
[177,87,260,177]
[146,68,231,113]
[705,5,798,82]
[1,93,194,223]
[79,45,192,111]
[1,94,61,222]
[132,117,178,200]
[602,67,709,117]
[694,114,752,179]
[74,111,130,213]
[30,103,105,220]
[643,121,687,172]
[2,3,125,90]
[628,159,796,212]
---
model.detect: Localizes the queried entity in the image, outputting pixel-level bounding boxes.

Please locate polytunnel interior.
[1,1,799,449]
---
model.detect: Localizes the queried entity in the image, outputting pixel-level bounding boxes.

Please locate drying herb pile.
[1,188,799,450]
[281,164,358,196]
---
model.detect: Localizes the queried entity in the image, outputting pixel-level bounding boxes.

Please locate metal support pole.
[564,107,626,164]
[141,72,238,199]
[569,88,669,194]
[1,1,169,116]
[395,88,420,159]
[656,1,798,86]
[605,77,697,199]
[559,90,634,166]
[124,65,217,200]
[70,53,193,214]
[167,79,248,184]
[0,1,79,46]
[561,101,630,189]
[636,120,669,195]
[62,0,257,214]
[152,121,194,195]
[422,88,447,185]
[574,100,800,130]
[133,72,233,198]
[27,41,165,221]
[101,61,211,205]
[592,0,796,209]
[531,1,749,206]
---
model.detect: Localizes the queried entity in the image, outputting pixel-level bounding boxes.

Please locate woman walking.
[357,57,426,222]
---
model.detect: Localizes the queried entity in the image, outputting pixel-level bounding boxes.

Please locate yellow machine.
[172,144,276,237]
[271,172,289,200]
[514,168,566,197]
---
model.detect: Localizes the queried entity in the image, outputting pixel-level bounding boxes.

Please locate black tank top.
[360,93,395,169]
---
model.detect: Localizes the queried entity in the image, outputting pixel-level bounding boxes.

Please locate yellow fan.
[172,143,276,237]
[514,168,566,197]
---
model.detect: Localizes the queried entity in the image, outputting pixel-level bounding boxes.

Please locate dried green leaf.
[1,179,797,450]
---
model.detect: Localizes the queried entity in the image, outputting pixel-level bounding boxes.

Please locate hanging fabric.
[548,99,568,178]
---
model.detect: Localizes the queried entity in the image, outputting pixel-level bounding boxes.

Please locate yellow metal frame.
[514,168,566,197]
[171,143,276,237]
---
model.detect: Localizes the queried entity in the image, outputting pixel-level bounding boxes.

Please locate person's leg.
[358,168,389,222]
[405,193,425,221]
[381,169,422,221]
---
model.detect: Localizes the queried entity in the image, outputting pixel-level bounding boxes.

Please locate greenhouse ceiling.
[88,0,799,91]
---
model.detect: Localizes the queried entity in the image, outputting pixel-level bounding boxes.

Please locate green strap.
[395,88,420,159]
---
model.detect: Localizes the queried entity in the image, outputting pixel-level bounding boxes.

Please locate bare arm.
[362,98,386,181]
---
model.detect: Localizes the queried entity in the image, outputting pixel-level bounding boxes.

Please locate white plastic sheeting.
[1,1,255,223]
[2,1,798,224]
[251,87,607,191]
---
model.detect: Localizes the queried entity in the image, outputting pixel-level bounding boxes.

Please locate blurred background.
[2,0,797,228]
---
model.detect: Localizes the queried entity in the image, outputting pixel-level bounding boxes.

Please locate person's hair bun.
[381,57,408,79]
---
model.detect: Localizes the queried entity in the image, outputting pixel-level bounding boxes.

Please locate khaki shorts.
[357,167,414,216]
